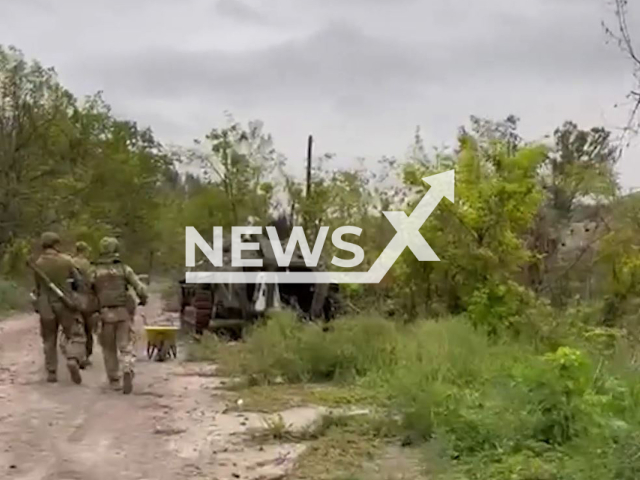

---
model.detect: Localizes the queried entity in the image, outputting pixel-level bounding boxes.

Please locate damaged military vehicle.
[179,220,341,336]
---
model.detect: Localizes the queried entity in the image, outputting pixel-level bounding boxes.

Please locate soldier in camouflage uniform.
[90,237,147,394]
[33,232,86,384]
[72,241,99,368]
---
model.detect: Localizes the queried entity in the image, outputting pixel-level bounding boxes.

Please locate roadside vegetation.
[0,277,31,315]
[194,311,640,479]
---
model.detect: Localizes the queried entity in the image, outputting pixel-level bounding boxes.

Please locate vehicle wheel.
[193,287,213,335]
[323,289,341,321]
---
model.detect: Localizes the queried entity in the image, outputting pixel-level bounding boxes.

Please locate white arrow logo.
[186,170,454,284]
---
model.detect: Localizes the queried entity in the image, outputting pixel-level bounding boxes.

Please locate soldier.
[32,232,86,384]
[72,241,98,368]
[90,237,147,394]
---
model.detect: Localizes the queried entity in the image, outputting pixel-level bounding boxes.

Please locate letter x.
[383,211,438,261]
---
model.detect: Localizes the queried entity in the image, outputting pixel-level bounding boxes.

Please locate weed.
[260,413,292,441]
[188,334,243,379]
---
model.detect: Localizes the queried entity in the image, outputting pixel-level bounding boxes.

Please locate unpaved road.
[0,298,309,480]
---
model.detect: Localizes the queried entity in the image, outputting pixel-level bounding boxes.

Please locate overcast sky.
[2,0,639,188]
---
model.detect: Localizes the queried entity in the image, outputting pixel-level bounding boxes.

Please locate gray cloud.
[76,9,621,107]
[76,23,428,109]
[0,0,638,186]
[214,0,268,23]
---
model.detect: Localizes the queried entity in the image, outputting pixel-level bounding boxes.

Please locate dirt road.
[0,299,308,480]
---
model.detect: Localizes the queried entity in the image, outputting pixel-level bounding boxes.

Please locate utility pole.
[302,134,313,233]
[306,134,313,198]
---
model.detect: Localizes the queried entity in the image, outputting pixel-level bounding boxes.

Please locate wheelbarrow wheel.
[156,341,168,362]
[146,342,156,360]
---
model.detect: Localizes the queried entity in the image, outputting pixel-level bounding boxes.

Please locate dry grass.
[288,414,386,480]
[222,383,386,414]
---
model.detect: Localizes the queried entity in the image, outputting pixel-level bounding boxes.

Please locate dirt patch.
[0,296,314,480]
[0,293,424,480]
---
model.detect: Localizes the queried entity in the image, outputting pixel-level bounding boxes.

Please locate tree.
[190,115,283,227]
[528,121,618,303]
[0,45,181,274]
[0,45,77,254]
[603,0,640,146]
[406,126,429,166]
[391,117,547,322]
[597,192,640,326]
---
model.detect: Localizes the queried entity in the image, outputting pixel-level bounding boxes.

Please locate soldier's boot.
[82,329,94,370]
[67,359,82,385]
[109,378,122,391]
[118,319,135,395]
[40,318,59,381]
[122,370,134,395]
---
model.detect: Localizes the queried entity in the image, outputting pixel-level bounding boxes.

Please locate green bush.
[187,332,223,362]
[467,280,538,336]
[231,311,400,384]
[0,239,31,278]
[393,341,640,480]
[211,312,640,480]
[0,277,30,314]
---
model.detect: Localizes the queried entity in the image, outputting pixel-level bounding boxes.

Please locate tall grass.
[205,311,640,479]
[220,312,400,384]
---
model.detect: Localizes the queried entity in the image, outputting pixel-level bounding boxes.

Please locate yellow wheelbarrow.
[144,325,179,362]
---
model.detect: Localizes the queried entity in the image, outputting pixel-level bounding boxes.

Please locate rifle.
[26,259,78,312]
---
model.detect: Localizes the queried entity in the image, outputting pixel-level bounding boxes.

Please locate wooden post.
[303,135,313,232]
[306,135,313,199]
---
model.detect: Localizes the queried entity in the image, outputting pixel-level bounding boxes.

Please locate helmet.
[41,232,61,249]
[76,241,90,254]
[99,237,119,256]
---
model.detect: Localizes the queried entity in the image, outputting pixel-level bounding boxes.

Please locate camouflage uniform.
[33,232,86,384]
[90,237,147,394]
[72,241,99,367]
